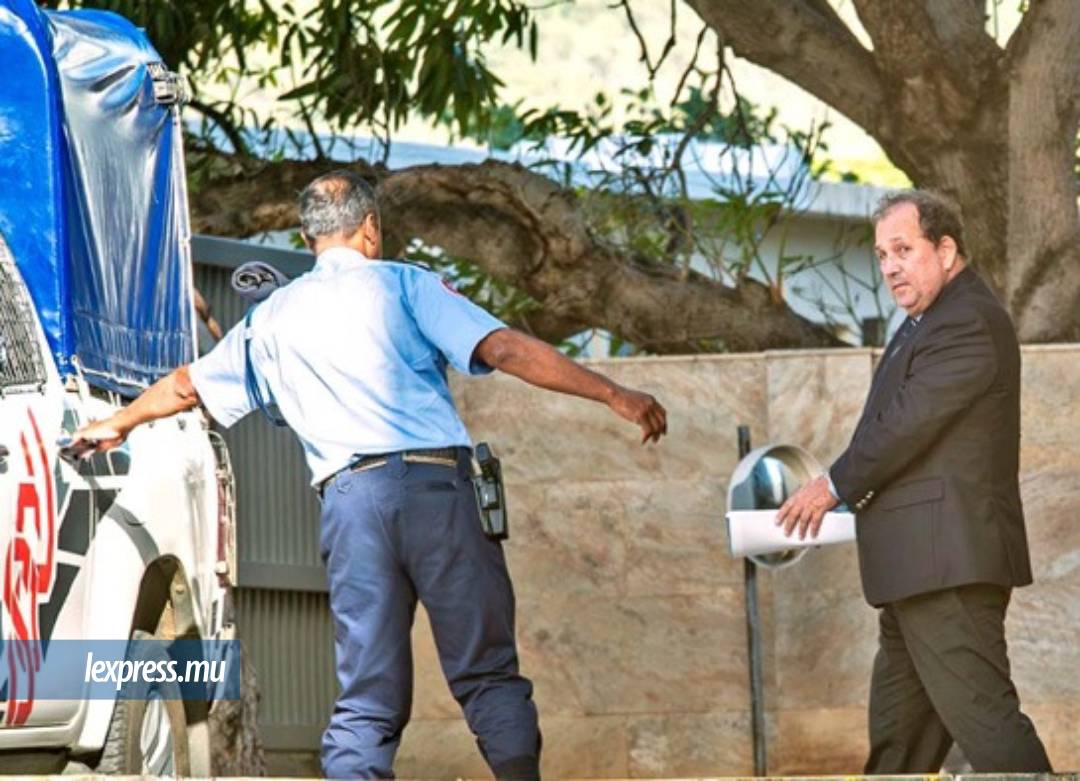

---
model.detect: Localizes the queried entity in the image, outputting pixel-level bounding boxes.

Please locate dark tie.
[881,316,917,366]
[855,317,919,436]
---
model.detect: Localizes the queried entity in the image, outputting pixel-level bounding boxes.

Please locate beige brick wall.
[392,346,1080,778]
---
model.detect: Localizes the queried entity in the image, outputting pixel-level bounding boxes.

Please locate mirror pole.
[739,424,768,775]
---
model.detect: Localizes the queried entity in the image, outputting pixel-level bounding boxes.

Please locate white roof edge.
[796,179,896,221]
[380,138,895,221]
[204,124,897,223]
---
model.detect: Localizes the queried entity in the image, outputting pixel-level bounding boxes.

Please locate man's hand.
[776,474,839,540]
[64,366,201,459]
[67,418,127,457]
[62,367,201,459]
[608,387,667,444]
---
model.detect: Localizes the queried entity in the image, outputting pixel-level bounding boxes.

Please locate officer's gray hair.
[298,170,379,241]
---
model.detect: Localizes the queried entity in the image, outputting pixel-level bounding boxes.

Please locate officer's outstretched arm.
[70,366,202,454]
[474,329,667,444]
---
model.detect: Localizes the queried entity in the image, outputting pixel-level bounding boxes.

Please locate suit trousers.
[318,450,541,779]
[864,583,1051,774]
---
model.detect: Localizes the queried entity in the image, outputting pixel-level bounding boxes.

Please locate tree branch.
[1006,0,1080,114]
[1002,0,1080,337]
[670,24,709,106]
[619,0,679,80]
[186,100,251,157]
[186,150,840,353]
[853,0,999,88]
[921,0,999,70]
[381,161,840,352]
[684,0,885,134]
[845,0,1004,188]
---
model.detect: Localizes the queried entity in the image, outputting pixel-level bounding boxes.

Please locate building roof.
[239,129,893,222]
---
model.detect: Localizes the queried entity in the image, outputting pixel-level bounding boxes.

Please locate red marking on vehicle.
[2,408,57,725]
[27,410,54,595]
[20,433,33,474]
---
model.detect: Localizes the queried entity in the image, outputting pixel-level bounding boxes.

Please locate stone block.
[765,349,873,465]
[627,710,756,777]
[516,591,749,717]
[772,587,877,710]
[771,707,868,775]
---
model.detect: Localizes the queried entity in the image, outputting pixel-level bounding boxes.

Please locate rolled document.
[726,510,856,558]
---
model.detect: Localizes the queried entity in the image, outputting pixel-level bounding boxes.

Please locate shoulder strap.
[244,307,289,427]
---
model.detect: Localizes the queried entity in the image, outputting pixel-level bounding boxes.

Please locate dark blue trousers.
[319,449,541,779]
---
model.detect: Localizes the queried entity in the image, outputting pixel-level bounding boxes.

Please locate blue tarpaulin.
[0,0,194,395]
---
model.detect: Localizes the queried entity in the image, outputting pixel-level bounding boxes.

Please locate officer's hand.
[775,474,838,540]
[609,387,667,444]
[68,418,127,457]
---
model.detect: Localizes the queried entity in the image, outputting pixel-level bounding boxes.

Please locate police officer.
[74,170,667,779]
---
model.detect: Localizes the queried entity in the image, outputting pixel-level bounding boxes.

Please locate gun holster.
[472,442,508,541]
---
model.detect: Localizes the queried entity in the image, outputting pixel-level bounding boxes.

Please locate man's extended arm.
[72,366,201,451]
[76,329,668,450]
[474,329,667,444]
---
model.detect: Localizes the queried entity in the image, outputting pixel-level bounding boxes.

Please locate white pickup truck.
[0,0,239,774]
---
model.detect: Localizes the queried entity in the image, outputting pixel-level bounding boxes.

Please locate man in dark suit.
[776,190,1051,773]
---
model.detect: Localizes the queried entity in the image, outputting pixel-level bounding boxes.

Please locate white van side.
[0,234,237,775]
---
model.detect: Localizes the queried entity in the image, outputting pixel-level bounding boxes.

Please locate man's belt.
[319,447,462,497]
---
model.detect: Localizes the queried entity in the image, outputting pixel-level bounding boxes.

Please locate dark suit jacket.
[831,267,1033,607]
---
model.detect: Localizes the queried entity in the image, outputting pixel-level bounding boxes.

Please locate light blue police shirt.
[189,247,506,485]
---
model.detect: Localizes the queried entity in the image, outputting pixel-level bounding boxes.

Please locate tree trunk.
[209,639,267,776]
[1002,0,1080,341]
[688,0,1080,342]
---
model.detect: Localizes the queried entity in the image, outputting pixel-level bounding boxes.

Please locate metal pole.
[738,424,768,776]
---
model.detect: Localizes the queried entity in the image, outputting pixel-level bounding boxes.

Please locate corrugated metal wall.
[193,243,335,753]
[234,590,335,750]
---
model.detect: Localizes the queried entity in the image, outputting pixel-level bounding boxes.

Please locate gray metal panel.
[192,234,313,277]
[228,413,322,569]
[239,562,327,593]
[260,726,326,752]
[193,263,323,573]
[235,588,336,747]
[194,251,336,751]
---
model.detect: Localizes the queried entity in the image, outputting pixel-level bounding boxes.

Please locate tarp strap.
[243,306,288,428]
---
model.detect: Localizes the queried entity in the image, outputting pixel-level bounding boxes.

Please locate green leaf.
[279,80,321,101]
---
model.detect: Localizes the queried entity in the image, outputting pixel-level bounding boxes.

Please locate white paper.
[726,510,856,558]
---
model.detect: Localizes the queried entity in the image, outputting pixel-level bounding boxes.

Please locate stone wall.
[393,346,1080,778]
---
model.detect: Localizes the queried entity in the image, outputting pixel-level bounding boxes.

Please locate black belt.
[318,446,463,497]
